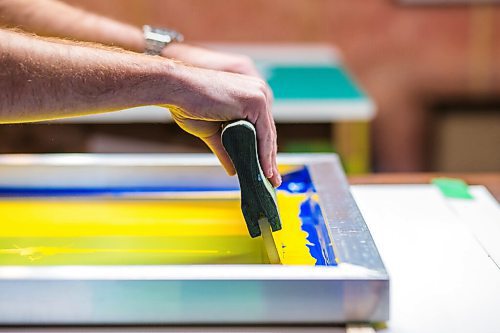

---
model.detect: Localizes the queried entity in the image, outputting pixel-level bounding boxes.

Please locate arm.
[0,0,261,76]
[0,0,144,52]
[0,29,280,186]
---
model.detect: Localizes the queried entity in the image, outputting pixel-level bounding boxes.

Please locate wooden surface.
[349,173,500,202]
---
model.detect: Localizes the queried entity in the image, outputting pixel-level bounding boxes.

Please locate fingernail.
[268,169,273,177]
[276,174,282,187]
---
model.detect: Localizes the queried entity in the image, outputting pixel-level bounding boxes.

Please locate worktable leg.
[334,121,371,174]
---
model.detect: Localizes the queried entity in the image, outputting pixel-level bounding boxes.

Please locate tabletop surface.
[351,183,500,333]
[349,172,500,202]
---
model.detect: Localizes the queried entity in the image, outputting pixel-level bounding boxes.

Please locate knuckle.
[241,80,271,121]
[238,56,255,68]
[248,91,267,110]
[256,78,268,91]
[229,56,255,74]
[243,105,259,122]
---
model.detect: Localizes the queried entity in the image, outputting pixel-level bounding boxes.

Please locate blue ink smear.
[278,167,315,193]
[299,196,336,266]
[280,167,335,265]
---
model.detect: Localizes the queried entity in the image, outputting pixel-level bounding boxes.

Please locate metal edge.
[307,155,388,275]
[0,153,390,323]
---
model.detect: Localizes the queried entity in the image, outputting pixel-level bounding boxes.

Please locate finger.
[202,131,236,176]
[246,65,262,78]
[269,167,281,188]
[231,55,261,78]
[267,128,280,188]
[263,85,280,187]
[269,121,280,188]
[254,112,274,179]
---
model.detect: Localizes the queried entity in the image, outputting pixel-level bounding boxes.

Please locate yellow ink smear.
[0,192,315,266]
[273,193,316,265]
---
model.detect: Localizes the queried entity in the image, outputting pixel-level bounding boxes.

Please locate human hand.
[167,66,280,187]
[162,44,261,77]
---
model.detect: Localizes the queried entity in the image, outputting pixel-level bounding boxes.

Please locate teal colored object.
[432,178,474,200]
[266,65,365,100]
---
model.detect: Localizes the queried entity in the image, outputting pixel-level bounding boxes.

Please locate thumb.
[202,131,236,176]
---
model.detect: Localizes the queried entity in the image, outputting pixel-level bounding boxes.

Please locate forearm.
[0,28,280,184]
[0,29,184,123]
[0,0,266,79]
[0,0,144,52]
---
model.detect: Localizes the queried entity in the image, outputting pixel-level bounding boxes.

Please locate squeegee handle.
[221,120,281,238]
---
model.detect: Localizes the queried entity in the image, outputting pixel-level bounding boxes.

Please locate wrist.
[160,43,188,59]
[146,58,201,109]
[159,62,197,108]
[128,27,147,53]
[160,63,222,113]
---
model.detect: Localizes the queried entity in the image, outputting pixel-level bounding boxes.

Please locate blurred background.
[1,0,499,174]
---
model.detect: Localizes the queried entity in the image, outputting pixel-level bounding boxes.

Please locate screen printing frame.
[0,153,389,325]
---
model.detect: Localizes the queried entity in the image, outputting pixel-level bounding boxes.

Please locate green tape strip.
[432,178,474,200]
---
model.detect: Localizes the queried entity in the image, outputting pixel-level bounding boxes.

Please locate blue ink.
[0,167,314,197]
[0,166,337,265]
[278,167,315,193]
[0,186,239,197]
[298,196,336,266]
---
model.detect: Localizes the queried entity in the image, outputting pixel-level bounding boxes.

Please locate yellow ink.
[0,192,315,266]
[274,193,316,265]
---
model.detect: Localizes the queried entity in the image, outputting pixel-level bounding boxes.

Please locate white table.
[352,184,500,333]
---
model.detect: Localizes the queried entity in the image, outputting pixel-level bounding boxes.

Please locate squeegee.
[221,120,282,264]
